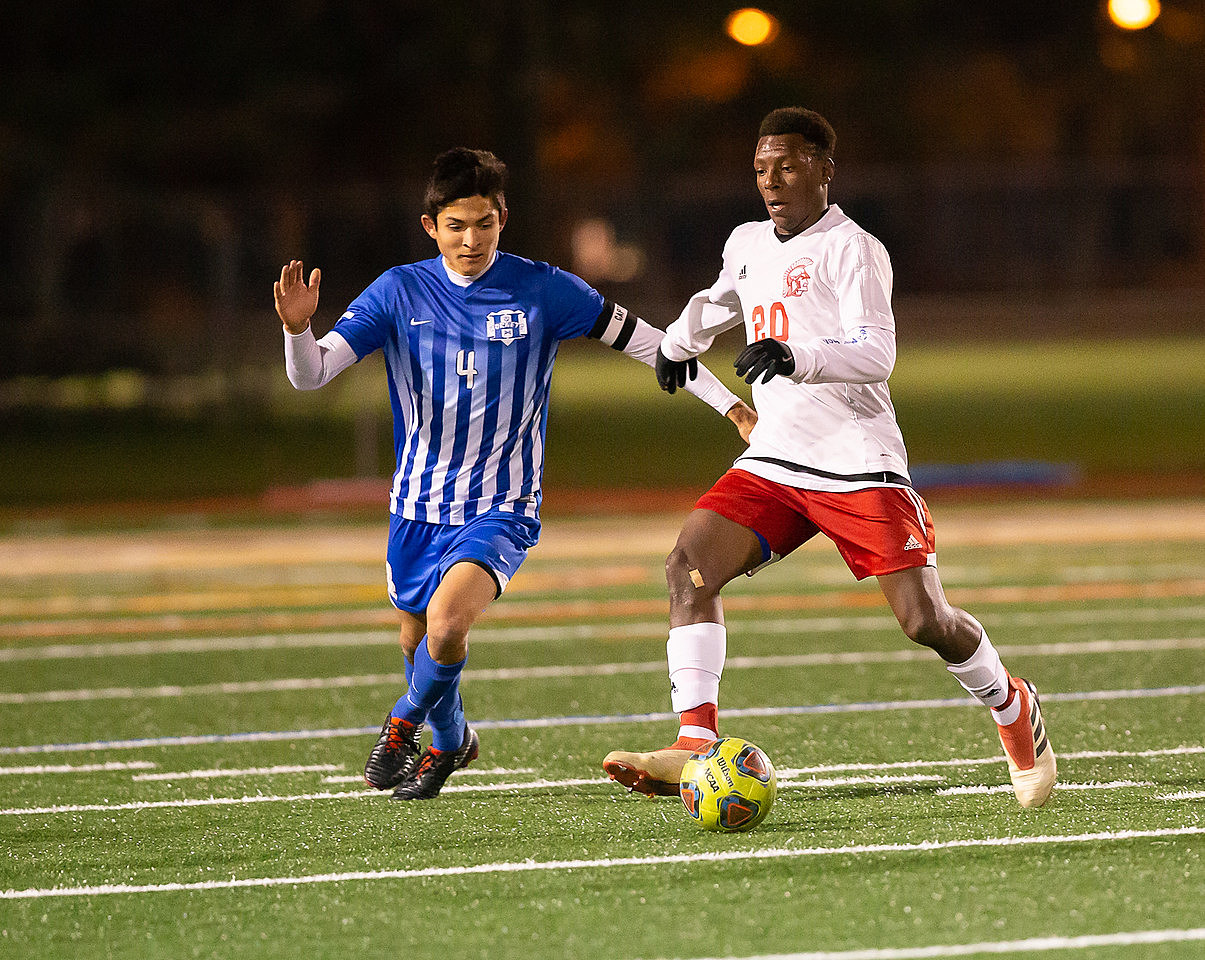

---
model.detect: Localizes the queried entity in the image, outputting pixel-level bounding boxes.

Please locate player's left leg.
[878,565,1056,807]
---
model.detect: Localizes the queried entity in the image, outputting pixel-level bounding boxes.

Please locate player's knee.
[898,602,957,648]
[424,607,473,662]
[665,544,718,608]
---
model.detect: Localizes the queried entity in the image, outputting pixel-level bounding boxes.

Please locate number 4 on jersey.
[456,349,478,389]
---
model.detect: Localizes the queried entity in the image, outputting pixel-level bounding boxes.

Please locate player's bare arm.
[274,259,322,334]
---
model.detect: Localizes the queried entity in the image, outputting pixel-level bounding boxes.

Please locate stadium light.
[1108,0,1161,30]
[725,8,780,46]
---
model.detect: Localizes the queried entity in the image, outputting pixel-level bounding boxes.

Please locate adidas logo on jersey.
[903,535,924,551]
[737,265,747,279]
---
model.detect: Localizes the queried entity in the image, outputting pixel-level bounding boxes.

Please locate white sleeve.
[786,324,896,384]
[618,316,741,415]
[786,232,897,384]
[590,302,740,415]
[659,252,744,362]
[284,326,358,390]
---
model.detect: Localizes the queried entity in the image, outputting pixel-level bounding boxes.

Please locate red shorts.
[694,469,936,581]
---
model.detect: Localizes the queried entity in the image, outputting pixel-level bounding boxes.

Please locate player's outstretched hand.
[734,339,795,384]
[274,260,321,335]
[655,347,698,394]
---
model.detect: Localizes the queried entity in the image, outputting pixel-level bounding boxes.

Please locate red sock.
[671,703,718,750]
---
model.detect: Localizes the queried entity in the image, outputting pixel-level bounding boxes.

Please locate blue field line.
[3,683,1203,755]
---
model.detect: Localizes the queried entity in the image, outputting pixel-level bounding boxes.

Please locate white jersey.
[660,204,910,492]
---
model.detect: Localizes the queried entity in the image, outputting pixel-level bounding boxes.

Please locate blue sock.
[427,689,466,752]
[392,638,465,733]
[397,646,464,750]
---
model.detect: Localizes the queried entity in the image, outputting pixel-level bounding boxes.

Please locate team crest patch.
[486,309,528,344]
[783,258,813,297]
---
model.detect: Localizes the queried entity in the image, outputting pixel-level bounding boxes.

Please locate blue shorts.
[385,510,541,615]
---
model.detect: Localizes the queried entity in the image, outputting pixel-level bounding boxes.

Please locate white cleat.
[602,747,699,797]
[997,677,1057,808]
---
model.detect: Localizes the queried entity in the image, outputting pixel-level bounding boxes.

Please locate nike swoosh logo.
[410,318,432,326]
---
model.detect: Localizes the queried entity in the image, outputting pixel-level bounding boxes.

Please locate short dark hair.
[758,107,837,159]
[423,148,508,219]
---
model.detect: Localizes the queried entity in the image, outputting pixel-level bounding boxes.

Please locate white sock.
[667,622,726,714]
[945,628,1012,715]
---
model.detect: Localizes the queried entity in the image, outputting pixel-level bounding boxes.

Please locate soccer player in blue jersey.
[274,148,755,799]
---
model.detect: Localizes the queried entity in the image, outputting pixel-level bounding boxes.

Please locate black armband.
[588,300,638,351]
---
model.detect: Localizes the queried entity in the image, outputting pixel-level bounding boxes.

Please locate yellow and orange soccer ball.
[679,737,777,832]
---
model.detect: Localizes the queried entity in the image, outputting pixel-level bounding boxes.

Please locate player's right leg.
[364,610,427,789]
[603,504,768,797]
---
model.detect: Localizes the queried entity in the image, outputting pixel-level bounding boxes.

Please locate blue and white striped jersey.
[333,252,605,524]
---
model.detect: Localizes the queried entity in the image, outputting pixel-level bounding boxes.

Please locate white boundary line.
[2,826,1201,900]
[3,776,1173,818]
[4,604,1204,662]
[669,927,1205,959]
[4,685,1204,755]
[4,636,1202,705]
[131,764,340,782]
[784,744,1205,775]
[938,780,1151,796]
[0,761,156,776]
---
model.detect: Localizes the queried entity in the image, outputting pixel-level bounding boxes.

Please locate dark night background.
[2,0,1202,376]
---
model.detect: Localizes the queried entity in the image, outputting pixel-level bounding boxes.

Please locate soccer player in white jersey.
[275,148,755,799]
[602,107,1056,808]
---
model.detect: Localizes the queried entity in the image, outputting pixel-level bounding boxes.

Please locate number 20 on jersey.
[751,302,789,342]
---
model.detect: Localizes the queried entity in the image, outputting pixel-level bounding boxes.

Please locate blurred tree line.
[3,0,1203,377]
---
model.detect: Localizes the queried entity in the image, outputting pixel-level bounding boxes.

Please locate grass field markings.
[783,745,1205,777]
[1159,790,1205,800]
[0,564,650,619]
[0,789,375,817]
[6,636,1203,705]
[5,683,1205,755]
[322,766,535,783]
[8,577,1205,639]
[938,780,1154,796]
[668,927,1205,960]
[0,761,156,776]
[3,826,1202,901]
[0,770,1192,817]
[0,773,949,816]
[6,604,1205,663]
[131,764,341,781]
[10,561,1200,619]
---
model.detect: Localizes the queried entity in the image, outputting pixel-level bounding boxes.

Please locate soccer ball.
[679,737,777,832]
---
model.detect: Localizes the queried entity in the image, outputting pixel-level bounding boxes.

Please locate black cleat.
[364,713,423,790]
[391,726,479,800]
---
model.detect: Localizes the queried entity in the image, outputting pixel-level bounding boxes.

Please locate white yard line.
[131,764,340,781]
[938,780,1152,796]
[1,827,1201,900]
[782,744,1205,776]
[4,636,1203,705]
[4,605,1204,663]
[1159,790,1205,801]
[779,775,945,788]
[668,927,1205,959]
[0,761,156,776]
[322,766,533,783]
[4,685,1204,756]
[1,773,1189,818]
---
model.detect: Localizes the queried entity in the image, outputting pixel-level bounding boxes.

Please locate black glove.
[655,347,698,394]
[734,339,795,384]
